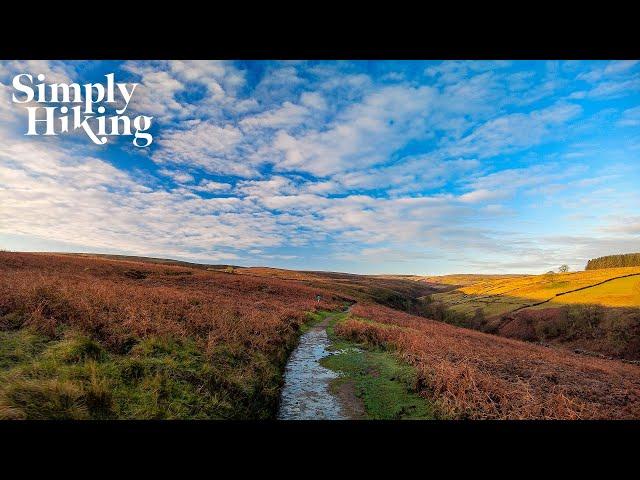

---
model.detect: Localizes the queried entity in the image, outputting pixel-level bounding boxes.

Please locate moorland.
[1,251,639,419]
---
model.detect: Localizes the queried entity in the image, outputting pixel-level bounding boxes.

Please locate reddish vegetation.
[3,252,640,420]
[337,303,640,419]
[0,252,344,356]
[495,306,640,361]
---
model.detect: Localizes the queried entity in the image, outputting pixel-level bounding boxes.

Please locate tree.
[558,264,569,273]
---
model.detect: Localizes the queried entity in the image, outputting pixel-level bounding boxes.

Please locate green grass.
[0,308,347,420]
[321,313,437,420]
[0,329,49,370]
[0,328,279,420]
[301,310,334,332]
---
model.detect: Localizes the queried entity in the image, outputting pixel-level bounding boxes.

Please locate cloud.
[253,66,305,103]
[152,121,253,176]
[571,61,640,99]
[617,106,640,127]
[577,60,639,83]
[0,60,77,85]
[158,168,195,184]
[0,130,277,259]
[458,188,506,203]
[272,85,437,176]
[193,180,232,193]
[2,60,639,273]
[168,60,246,98]
[239,101,310,130]
[300,91,327,110]
[122,62,189,119]
[447,102,582,158]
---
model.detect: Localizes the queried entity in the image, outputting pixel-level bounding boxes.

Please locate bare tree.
[558,264,569,273]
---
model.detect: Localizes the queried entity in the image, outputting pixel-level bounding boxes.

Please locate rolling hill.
[1,252,639,419]
[422,267,640,360]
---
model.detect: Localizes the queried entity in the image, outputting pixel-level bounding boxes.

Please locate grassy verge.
[321,313,437,420]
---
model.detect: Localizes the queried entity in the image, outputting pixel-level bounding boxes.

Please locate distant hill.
[50,252,240,270]
[586,253,640,270]
[423,266,640,360]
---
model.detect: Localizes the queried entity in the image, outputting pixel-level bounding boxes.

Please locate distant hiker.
[316,294,321,303]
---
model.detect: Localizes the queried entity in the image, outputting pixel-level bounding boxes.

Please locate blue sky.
[1,60,639,274]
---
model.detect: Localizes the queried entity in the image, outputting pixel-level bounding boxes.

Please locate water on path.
[277,324,349,420]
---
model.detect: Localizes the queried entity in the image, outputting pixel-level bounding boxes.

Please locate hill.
[339,303,640,419]
[1,252,639,419]
[423,267,640,360]
[51,253,440,313]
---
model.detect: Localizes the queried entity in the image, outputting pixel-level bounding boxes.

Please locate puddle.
[277,325,349,420]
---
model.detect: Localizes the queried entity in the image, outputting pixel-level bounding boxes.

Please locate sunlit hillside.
[423,267,640,360]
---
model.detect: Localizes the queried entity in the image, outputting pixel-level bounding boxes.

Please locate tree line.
[585,253,640,270]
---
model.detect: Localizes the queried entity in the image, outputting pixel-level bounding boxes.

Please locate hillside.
[423,267,640,360]
[53,253,439,313]
[1,252,639,419]
[338,303,640,419]
[0,252,345,419]
[236,267,437,312]
[0,252,436,419]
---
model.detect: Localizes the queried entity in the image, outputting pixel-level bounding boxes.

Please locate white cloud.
[618,106,640,127]
[0,60,77,85]
[300,91,327,110]
[152,121,253,176]
[458,188,507,203]
[447,102,582,158]
[158,168,195,184]
[193,180,232,193]
[239,101,310,130]
[272,85,437,176]
[168,60,246,98]
[122,62,188,119]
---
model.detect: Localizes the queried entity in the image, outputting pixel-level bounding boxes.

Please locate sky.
[1,60,639,275]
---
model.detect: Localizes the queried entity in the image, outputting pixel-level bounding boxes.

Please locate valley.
[1,251,639,420]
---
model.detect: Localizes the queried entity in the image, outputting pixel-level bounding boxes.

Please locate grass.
[0,326,313,419]
[423,267,640,359]
[321,349,437,420]
[0,328,241,419]
[321,312,437,420]
[301,310,335,333]
[3,252,639,420]
[457,267,640,302]
[336,303,640,419]
[547,275,640,307]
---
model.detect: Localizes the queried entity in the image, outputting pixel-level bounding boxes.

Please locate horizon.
[4,250,610,277]
[2,60,639,275]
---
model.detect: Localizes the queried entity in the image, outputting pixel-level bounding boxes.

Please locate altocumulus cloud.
[1,60,639,274]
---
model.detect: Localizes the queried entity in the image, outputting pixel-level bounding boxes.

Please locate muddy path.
[277,312,362,420]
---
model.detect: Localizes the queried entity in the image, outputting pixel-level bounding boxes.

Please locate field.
[1,252,639,420]
[337,303,640,419]
[545,275,640,307]
[423,267,640,360]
